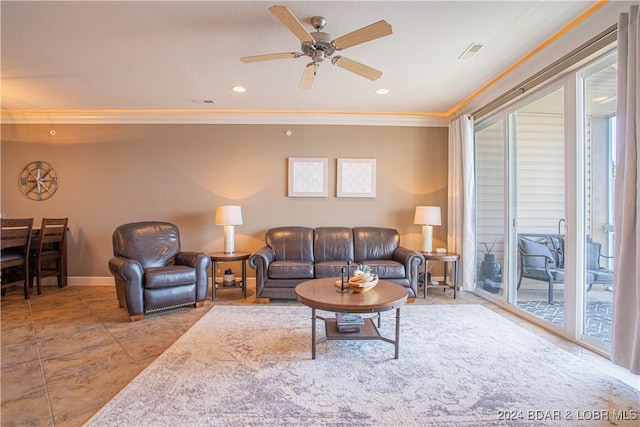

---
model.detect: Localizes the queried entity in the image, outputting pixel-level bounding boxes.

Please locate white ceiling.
[1,1,607,123]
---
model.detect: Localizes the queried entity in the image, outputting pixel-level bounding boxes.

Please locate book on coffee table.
[335,313,364,333]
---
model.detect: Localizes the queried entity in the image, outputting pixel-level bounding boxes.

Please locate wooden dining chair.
[1,218,34,299]
[32,217,68,295]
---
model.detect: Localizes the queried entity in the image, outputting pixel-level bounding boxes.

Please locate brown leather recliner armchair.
[108,221,210,321]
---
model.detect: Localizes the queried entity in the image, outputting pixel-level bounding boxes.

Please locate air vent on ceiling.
[192,99,216,104]
[458,43,484,60]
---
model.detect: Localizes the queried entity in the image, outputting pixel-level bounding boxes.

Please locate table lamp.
[414,206,441,253]
[215,205,243,254]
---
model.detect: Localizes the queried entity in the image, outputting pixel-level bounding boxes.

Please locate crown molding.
[1,111,449,127]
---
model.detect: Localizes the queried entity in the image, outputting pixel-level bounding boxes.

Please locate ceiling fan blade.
[333,56,382,81]
[332,20,392,50]
[298,63,318,90]
[240,52,300,63]
[269,5,315,45]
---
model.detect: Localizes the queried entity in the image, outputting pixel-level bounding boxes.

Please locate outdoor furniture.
[1,218,34,299]
[585,235,614,291]
[108,221,211,321]
[517,233,613,303]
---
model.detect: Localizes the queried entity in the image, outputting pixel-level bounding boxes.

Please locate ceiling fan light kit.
[240,5,392,89]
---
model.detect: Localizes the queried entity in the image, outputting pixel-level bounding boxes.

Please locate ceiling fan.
[240,5,392,90]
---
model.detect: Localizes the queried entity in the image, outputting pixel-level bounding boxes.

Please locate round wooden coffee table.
[295,277,408,359]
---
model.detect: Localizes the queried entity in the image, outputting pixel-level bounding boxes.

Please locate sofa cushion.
[144,265,196,288]
[353,227,399,262]
[313,227,354,263]
[315,261,352,278]
[361,260,406,279]
[268,261,314,279]
[266,227,314,262]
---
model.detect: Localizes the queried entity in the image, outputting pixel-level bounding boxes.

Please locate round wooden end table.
[208,251,250,300]
[420,251,460,299]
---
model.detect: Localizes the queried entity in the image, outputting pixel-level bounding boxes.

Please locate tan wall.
[1,123,448,278]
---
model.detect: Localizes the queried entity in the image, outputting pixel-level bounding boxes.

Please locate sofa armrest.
[176,252,211,301]
[249,246,275,269]
[108,256,144,315]
[393,246,425,296]
[249,247,276,297]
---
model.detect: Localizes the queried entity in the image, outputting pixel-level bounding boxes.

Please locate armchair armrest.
[108,256,144,315]
[108,256,144,285]
[175,252,211,302]
[176,251,205,267]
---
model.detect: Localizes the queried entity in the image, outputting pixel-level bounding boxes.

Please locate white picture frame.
[337,158,376,198]
[288,157,329,197]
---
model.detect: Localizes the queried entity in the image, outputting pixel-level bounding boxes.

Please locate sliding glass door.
[474,51,617,351]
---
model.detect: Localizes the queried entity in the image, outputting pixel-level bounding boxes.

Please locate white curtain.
[611,4,639,375]
[448,114,476,291]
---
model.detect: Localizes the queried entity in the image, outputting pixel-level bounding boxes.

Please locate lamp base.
[223,225,235,254]
[421,225,433,253]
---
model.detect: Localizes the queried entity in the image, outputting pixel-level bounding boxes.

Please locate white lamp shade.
[414,206,442,226]
[215,205,243,225]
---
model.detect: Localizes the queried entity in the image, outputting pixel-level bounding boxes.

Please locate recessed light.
[376,88,389,95]
[232,86,246,93]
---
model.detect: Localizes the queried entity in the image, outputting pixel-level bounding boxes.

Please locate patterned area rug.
[86,305,638,426]
[516,301,612,344]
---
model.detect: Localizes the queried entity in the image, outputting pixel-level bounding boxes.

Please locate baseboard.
[68,277,114,286]
[66,277,257,287]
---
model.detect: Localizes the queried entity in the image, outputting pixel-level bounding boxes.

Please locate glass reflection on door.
[475,120,505,297]
[581,59,616,346]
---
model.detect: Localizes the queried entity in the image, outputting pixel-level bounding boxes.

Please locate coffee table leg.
[311,308,317,360]
[394,308,401,359]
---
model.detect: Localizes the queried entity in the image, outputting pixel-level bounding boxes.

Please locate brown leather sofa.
[249,226,425,300]
[108,221,211,321]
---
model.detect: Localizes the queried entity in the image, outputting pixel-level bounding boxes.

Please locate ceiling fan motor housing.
[302,31,335,62]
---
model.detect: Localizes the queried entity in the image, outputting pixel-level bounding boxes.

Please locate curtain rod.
[472,24,618,119]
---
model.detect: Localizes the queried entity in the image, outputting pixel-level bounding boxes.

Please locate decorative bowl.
[349,275,379,293]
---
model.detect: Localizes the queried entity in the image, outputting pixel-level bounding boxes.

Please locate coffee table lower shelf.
[323,317,381,340]
[312,309,401,360]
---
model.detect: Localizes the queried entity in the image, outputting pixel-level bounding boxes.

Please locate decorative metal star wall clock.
[19,161,60,201]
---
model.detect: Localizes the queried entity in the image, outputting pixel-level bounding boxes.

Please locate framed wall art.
[337,158,376,198]
[287,157,328,197]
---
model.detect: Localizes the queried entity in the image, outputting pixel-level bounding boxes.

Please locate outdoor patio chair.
[585,235,614,291]
[517,235,564,303]
[517,234,614,303]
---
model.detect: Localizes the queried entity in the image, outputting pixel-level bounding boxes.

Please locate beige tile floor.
[1,281,637,426]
